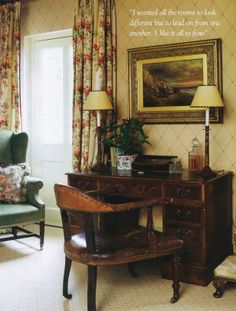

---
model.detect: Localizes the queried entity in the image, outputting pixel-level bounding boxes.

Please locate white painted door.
[24,31,73,222]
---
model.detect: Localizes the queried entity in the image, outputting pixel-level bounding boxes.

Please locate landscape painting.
[128,39,223,123]
[140,55,206,109]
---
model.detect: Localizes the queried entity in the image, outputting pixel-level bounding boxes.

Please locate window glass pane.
[41,47,64,144]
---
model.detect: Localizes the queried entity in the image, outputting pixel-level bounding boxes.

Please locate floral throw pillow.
[0,164,29,203]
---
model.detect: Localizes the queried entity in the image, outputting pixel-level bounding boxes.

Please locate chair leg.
[63,256,72,299]
[39,221,45,248]
[171,254,180,303]
[127,262,139,278]
[12,226,18,237]
[213,278,227,298]
[87,266,97,311]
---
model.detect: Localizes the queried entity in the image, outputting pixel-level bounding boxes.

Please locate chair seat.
[214,255,236,280]
[0,203,42,227]
[65,227,183,266]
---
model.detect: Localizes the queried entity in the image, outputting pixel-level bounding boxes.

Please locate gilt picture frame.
[128,39,223,124]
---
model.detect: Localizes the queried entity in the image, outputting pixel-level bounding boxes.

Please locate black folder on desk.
[132,155,176,173]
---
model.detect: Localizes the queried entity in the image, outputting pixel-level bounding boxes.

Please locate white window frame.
[22,29,73,163]
[22,29,73,225]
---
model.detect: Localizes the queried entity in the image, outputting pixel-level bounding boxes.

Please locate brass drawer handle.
[175,209,182,218]
[184,211,192,219]
[140,185,156,193]
[183,189,191,198]
[176,187,192,198]
[175,209,192,220]
[169,198,174,204]
[183,228,191,237]
[105,183,119,191]
[77,180,91,189]
[176,188,181,197]
[174,228,191,238]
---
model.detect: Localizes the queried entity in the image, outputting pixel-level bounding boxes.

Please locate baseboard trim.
[45,207,61,227]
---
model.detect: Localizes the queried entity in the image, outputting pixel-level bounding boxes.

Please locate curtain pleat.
[0,1,21,131]
[72,0,116,170]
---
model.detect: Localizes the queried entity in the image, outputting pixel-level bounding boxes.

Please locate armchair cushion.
[12,132,28,164]
[0,203,43,227]
[0,130,28,166]
[0,165,28,203]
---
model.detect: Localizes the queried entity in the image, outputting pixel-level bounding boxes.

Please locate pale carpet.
[0,226,236,311]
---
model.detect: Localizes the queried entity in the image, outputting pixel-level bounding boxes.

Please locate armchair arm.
[25,176,45,208]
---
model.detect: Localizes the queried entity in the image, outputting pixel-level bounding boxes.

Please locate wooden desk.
[67,169,233,286]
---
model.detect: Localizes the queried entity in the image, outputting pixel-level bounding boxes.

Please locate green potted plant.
[100,118,150,169]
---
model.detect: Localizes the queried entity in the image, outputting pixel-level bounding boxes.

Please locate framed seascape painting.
[128,39,223,124]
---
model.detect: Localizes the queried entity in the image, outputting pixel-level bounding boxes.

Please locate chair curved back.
[54,183,165,214]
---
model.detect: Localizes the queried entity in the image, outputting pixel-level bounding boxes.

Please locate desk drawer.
[68,176,97,191]
[165,223,200,242]
[129,181,162,196]
[165,224,203,263]
[164,184,202,200]
[99,179,130,193]
[165,204,202,223]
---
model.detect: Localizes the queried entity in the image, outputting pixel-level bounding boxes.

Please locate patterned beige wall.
[21,0,74,35]
[21,0,236,226]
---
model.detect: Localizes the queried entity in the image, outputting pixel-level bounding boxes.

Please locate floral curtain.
[72,0,116,170]
[0,1,21,131]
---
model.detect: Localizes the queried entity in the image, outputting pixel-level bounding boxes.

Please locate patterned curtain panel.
[0,2,21,131]
[72,0,116,170]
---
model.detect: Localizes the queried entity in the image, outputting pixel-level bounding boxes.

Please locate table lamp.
[190,85,224,177]
[83,90,113,171]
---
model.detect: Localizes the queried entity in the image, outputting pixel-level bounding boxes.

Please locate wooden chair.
[54,184,183,311]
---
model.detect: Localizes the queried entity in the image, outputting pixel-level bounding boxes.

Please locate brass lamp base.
[200,124,217,179]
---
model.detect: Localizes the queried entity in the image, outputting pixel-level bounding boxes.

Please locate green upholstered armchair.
[0,129,45,248]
